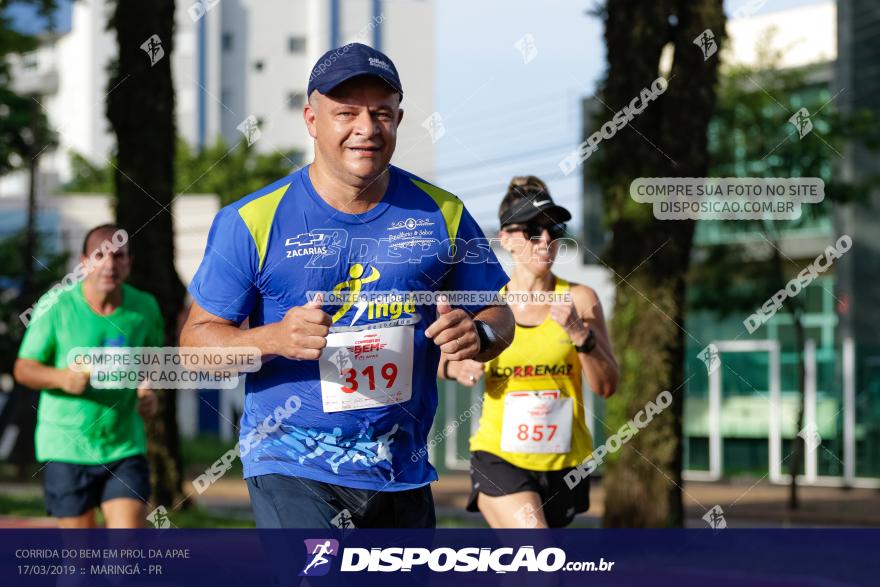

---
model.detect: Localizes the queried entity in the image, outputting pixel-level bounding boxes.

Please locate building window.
[288,36,306,53]
[287,92,305,110]
[254,60,264,72]
[222,32,233,51]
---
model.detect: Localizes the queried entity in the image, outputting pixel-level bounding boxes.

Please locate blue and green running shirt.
[188,164,509,491]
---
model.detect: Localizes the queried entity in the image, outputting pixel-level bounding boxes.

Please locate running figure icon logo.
[331,263,381,324]
[300,539,340,576]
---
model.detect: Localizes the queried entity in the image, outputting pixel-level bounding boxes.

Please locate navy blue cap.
[307,43,403,99]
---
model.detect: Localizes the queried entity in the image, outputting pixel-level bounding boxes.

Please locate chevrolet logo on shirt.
[285,232,324,247]
[285,232,330,259]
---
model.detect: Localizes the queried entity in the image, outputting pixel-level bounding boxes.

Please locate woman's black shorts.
[466,450,589,528]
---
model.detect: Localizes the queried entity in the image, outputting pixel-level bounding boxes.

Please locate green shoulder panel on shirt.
[409,178,465,242]
[237,182,292,271]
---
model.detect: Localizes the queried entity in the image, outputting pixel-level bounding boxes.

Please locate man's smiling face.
[305,75,404,185]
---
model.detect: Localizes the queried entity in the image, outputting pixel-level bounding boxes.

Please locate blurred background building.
[1,0,434,190]
[682,0,844,486]
[835,0,880,483]
[571,0,879,488]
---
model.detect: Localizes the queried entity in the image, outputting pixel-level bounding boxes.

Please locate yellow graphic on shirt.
[331,263,380,323]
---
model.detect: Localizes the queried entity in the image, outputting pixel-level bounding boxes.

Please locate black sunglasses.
[502,222,567,240]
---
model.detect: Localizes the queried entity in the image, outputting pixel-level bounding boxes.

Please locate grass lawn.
[0,494,490,528]
[181,434,242,476]
[0,493,45,518]
[0,493,255,528]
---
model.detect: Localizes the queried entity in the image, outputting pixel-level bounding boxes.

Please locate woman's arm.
[551,283,619,398]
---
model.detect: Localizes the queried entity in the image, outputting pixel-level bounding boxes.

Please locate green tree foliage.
[0,0,62,475]
[64,139,301,205]
[175,139,302,206]
[0,0,57,175]
[63,151,114,193]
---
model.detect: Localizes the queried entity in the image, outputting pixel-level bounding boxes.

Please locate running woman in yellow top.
[442,176,619,528]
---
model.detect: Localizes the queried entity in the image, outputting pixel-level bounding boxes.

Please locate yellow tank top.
[469,277,592,471]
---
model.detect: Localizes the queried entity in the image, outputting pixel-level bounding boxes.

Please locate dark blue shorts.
[246,473,436,529]
[42,455,151,518]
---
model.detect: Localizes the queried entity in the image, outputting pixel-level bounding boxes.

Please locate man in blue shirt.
[181,43,514,528]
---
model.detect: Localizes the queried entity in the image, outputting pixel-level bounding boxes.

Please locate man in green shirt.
[14,224,164,528]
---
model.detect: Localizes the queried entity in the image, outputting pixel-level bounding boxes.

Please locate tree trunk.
[8,119,41,479]
[767,233,807,510]
[106,0,186,508]
[596,0,725,527]
[788,307,806,510]
[21,139,38,301]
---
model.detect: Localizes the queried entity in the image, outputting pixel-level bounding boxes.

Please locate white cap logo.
[368,57,393,73]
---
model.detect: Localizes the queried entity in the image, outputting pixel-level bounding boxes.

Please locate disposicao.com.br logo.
[299,539,614,574]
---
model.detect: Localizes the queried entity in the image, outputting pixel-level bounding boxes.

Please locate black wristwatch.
[574,328,597,354]
[473,320,497,354]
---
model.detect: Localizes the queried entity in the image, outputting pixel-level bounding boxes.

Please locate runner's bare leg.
[101,497,145,528]
[476,491,548,528]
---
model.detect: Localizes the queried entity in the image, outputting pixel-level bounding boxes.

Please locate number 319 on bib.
[318,325,414,413]
[340,363,398,393]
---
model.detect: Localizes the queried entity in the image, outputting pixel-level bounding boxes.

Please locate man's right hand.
[270,295,331,360]
[60,369,90,395]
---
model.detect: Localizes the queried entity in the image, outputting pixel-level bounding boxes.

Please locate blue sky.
[434,0,827,228]
[4,0,72,34]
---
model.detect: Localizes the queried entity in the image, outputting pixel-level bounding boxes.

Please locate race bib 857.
[500,390,573,453]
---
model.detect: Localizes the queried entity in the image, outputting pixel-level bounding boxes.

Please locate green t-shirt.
[18,281,164,464]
